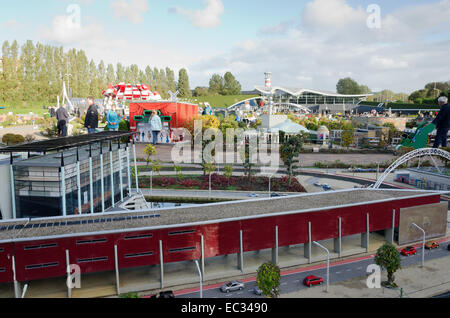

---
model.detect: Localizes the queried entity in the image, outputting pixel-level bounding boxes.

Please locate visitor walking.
[150,110,162,145]
[84,97,99,134]
[432,96,450,148]
[56,104,70,137]
[106,104,121,131]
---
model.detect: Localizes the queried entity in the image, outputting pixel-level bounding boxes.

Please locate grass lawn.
[0,100,52,116]
[179,95,259,108]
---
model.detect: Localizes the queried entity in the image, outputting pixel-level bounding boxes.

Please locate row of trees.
[336,77,371,95]
[408,81,450,104]
[0,40,192,104]
[193,72,242,97]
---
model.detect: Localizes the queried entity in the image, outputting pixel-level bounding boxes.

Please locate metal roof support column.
[100,146,105,213]
[118,142,124,203]
[12,256,20,298]
[110,141,115,208]
[159,240,164,289]
[133,140,139,194]
[126,144,132,197]
[361,214,369,252]
[10,153,16,219]
[334,217,342,257]
[272,226,279,265]
[238,230,244,273]
[114,245,120,295]
[200,235,205,281]
[304,222,312,264]
[66,250,72,298]
[76,149,82,215]
[89,146,94,214]
[385,210,395,244]
[61,154,66,217]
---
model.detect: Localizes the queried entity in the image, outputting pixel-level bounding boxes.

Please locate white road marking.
[336,271,342,274]
[357,267,363,270]
[281,283,288,286]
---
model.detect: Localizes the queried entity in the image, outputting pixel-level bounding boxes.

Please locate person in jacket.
[432,96,450,148]
[106,104,121,131]
[150,110,162,145]
[56,104,70,137]
[84,97,99,134]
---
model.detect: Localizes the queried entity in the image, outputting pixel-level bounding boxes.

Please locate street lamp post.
[194,260,203,298]
[268,174,274,197]
[313,241,330,292]
[411,223,425,268]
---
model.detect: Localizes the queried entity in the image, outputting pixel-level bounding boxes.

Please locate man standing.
[84,97,99,134]
[150,110,162,145]
[432,96,450,148]
[56,104,70,137]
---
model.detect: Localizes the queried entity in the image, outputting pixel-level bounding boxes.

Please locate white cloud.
[110,0,149,24]
[39,13,200,76]
[170,0,224,29]
[3,19,20,29]
[188,0,450,94]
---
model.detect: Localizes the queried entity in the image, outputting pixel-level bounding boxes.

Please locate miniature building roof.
[0,131,135,153]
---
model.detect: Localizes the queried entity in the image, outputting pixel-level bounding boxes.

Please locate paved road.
[177,242,450,299]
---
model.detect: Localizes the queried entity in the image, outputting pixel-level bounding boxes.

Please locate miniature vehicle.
[322,184,332,191]
[150,291,175,298]
[401,246,417,256]
[314,182,321,187]
[425,241,439,249]
[220,281,245,293]
[447,244,450,251]
[253,287,262,296]
[303,275,324,287]
[249,193,260,198]
[271,193,281,197]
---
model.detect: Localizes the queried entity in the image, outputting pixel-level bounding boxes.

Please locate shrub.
[2,134,25,145]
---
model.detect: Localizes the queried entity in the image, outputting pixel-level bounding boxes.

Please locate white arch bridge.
[372,148,450,189]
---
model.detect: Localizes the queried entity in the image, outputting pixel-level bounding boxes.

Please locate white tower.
[264,72,273,114]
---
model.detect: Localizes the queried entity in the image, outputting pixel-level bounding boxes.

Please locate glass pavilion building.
[228,86,372,114]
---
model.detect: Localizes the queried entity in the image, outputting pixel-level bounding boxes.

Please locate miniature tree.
[374,243,402,288]
[174,165,183,180]
[224,165,233,186]
[144,144,157,194]
[280,134,303,187]
[257,262,281,298]
[204,163,216,197]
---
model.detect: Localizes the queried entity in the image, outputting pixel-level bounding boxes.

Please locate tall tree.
[177,68,191,98]
[223,71,242,95]
[106,63,115,84]
[145,66,153,88]
[166,67,176,93]
[209,74,224,95]
[116,63,125,83]
[337,77,363,95]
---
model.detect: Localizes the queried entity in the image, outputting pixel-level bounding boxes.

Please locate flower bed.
[138,174,306,193]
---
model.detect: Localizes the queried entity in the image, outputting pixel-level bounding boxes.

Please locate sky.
[1,0,450,94]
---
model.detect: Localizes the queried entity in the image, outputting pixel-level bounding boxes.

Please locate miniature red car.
[425,241,439,249]
[401,246,417,256]
[303,275,324,287]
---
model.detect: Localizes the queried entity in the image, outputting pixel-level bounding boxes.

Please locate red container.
[129,102,199,131]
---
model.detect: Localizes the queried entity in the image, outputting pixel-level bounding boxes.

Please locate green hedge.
[360,101,439,109]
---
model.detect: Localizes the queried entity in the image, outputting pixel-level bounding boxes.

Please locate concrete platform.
[3,232,395,298]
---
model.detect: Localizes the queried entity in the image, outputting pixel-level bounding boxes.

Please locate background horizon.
[1,0,450,94]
